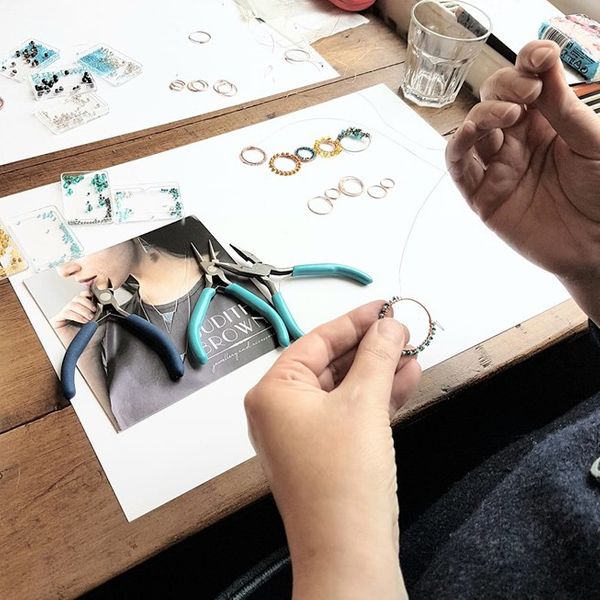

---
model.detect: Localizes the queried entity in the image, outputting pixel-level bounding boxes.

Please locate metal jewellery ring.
[378,296,437,356]
[189,31,212,44]
[169,79,186,91]
[338,176,364,197]
[313,136,342,158]
[367,184,387,199]
[269,152,302,176]
[187,79,209,92]
[240,146,267,166]
[380,177,395,189]
[294,146,316,162]
[213,79,237,97]
[307,196,334,215]
[284,48,311,63]
[324,187,341,200]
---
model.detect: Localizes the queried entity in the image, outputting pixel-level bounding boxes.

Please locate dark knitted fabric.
[404,391,600,599]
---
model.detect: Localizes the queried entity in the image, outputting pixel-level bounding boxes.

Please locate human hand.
[446,40,600,306]
[245,301,421,600]
[51,289,97,329]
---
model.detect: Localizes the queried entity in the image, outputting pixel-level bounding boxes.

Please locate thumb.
[516,40,600,158]
[340,317,407,406]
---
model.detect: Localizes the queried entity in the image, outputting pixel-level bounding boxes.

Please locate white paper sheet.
[0,85,569,520]
[0,0,338,167]
[237,0,369,45]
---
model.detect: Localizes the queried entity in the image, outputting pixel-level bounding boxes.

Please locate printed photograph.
[25,216,277,431]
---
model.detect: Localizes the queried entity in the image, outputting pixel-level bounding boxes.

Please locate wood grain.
[0,13,586,599]
[0,301,586,599]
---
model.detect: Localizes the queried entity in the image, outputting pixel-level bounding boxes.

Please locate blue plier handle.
[187,241,291,365]
[215,245,373,340]
[60,283,184,400]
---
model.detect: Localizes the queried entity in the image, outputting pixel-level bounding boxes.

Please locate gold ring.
[269,152,301,176]
[313,136,342,158]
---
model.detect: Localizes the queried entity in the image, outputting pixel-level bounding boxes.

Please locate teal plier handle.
[188,284,291,364]
[292,264,373,285]
[273,263,373,340]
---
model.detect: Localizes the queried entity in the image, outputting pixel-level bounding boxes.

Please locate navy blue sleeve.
[590,320,600,349]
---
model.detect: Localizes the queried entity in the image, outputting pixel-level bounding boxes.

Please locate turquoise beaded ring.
[378,296,437,356]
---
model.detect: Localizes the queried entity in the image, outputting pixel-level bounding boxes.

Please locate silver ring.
[338,133,371,153]
[284,48,311,63]
[189,31,211,44]
[338,176,364,197]
[187,79,209,92]
[307,196,334,216]
[213,79,237,97]
[169,79,186,91]
[0,97,4,111]
[324,187,341,201]
[240,146,267,166]
[367,184,387,199]
[380,177,395,189]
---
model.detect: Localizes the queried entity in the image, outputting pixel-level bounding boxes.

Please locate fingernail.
[511,76,537,99]
[376,317,406,344]
[530,47,553,68]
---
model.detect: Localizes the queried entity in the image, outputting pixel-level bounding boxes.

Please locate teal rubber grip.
[292,264,373,285]
[225,283,291,348]
[188,287,216,364]
[272,291,304,340]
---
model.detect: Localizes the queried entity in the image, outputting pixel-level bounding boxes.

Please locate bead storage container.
[0,221,28,279]
[35,93,109,134]
[9,206,83,272]
[112,183,183,223]
[30,64,96,101]
[0,39,59,82]
[61,171,112,225]
[78,44,142,86]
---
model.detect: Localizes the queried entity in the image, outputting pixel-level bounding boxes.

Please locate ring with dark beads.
[294,146,316,162]
[378,295,437,356]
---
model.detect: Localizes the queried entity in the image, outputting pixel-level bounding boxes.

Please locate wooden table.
[0,15,587,599]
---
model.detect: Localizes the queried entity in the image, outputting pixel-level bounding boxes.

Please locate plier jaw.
[90,281,129,321]
[190,241,233,289]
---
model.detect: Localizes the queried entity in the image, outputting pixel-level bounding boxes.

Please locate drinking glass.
[401,0,492,108]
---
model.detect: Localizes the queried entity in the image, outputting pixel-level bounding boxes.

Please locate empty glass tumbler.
[401,0,491,108]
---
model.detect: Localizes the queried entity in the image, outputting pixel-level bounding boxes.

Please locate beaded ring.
[213,79,237,96]
[380,177,395,189]
[367,184,387,199]
[324,187,341,200]
[378,296,437,356]
[284,48,311,63]
[295,146,316,162]
[338,176,364,197]
[307,196,334,215]
[337,127,371,152]
[187,79,208,92]
[240,146,267,166]
[169,79,186,91]
[189,31,212,44]
[269,152,302,176]
[313,136,342,158]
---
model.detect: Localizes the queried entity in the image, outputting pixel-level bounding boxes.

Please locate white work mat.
[0,85,569,520]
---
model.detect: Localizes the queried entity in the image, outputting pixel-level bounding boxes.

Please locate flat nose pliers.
[60,281,185,400]
[187,240,291,364]
[214,245,373,340]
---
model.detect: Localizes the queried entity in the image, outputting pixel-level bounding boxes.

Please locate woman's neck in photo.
[133,249,201,305]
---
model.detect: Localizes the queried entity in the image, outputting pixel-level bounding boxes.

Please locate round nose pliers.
[60,282,185,400]
[214,244,373,340]
[187,240,291,365]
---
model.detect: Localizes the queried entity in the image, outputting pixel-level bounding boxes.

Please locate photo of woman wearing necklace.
[29,217,277,431]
